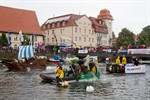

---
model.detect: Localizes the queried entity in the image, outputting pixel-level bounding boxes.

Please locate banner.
[78,50,88,54]
[128,49,150,54]
[125,64,146,73]
[19,31,24,42]
[7,31,11,46]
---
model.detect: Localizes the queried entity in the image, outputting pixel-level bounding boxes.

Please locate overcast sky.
[1,0,150,36]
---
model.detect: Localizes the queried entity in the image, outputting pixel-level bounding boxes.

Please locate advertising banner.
[128,49,150,54]
[125,64,146,73]
[78,50,88,54]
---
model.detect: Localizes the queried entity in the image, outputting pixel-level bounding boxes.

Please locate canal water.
[0,63,150,100]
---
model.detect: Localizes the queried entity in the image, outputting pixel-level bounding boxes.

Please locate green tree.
[137,25,150,47]
[116,28,135,47]
[22,34,30,45]
[0,33,8,46]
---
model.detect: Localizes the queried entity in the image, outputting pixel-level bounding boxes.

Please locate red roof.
[41,14,85,29]
[89,17,108,33]
[0,6,42,35]
[97,9,113,20]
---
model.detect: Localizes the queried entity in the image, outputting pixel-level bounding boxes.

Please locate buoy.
[86,85,94,92]
[61,81,69,87]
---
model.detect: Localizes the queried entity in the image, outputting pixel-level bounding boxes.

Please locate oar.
[70,64,79,81]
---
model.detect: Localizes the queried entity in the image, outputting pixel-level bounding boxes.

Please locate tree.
[22,34,30,45]
[0,33,8,46]
[116,28,135,47]
[137,25,150,47]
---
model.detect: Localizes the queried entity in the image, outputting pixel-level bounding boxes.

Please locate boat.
[40,71,100,83]
[3,45,47,71]
[106,63,146,74]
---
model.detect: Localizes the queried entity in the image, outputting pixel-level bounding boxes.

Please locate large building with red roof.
[41,9,113,48]
[0,6,43,48]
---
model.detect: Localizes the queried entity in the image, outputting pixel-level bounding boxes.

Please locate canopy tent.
[60,43,70,47]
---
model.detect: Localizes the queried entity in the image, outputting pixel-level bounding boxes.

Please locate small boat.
[40,71,100,83]
[106,63,146,74]
[3,45,47,71]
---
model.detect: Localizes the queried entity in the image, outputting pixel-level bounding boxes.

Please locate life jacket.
[122,57,127,65]
[55,66,64,78]
[115,57,120,65]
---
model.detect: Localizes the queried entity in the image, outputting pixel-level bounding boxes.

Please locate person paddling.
[55,62,64,85]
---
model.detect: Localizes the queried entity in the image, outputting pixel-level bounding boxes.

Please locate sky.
[1,0,150,36]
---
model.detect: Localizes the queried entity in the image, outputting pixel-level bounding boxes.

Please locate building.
[41,14,96,48]
[90,9,113,47]
[0,6,43,48]
[97,9,113,47]
[41,9,113,48]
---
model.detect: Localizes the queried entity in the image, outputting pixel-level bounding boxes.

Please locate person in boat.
[67,63,75,77]
[115,56,121,65]
[88,62,97,74]
[78,60,88,74]
[122,55,127,65]
[54,62,65,84]
[67,63,81,81]
[134,57,139,66]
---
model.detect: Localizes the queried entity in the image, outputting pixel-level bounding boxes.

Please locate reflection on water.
[0,63,150,100]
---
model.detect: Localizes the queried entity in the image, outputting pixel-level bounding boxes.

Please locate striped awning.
[18,45,34,59]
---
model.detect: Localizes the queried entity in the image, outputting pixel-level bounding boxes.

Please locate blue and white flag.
[18,45,34,59]
[7,31,11,46]
[19,31,24,42]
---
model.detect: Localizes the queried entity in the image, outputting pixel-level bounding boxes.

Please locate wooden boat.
[40,71,100,83]
[106,63,146,74]
[4,45,47,71]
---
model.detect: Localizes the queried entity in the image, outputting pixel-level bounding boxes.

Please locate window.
[84,37,86,42]
[79,37,81,42]
[75,36,77,42]
[84,29,86,34]
[48,24,50,28]
[14,34,18,41]
[62,21,65,26]
[89,38,91,42]
[92,30,94,35]
[35,36,37,42]
[89,29,91,34]
[47,30,49,35]
[52,23,55,28]
[79,28,81,33]
[60,29,63,34]
[52,38,54,42]
[57,22,60,27]
[47,38,49,42]
[92,38,94,43]
[75,28,77,33]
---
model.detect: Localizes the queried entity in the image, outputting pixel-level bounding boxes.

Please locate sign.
[78,50,88,54]
[125,64,146,73]
[128,49,150,54]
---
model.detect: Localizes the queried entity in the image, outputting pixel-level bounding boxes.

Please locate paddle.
[70,64,79,81]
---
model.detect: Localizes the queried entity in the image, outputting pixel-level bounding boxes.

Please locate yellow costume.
[115,56,120,65]
[122,57,127,65]
[55,65,64,79]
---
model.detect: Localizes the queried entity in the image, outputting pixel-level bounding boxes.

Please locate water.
[0,63,150,100]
